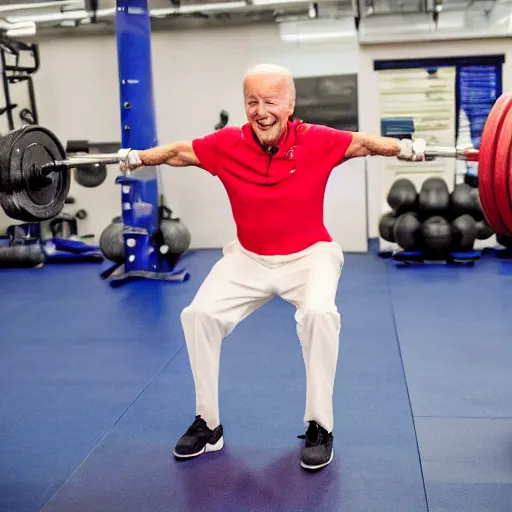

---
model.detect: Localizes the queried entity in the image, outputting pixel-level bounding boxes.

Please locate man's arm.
[139,141,200,167]
[344,132,423,160]
[118,141,201,172]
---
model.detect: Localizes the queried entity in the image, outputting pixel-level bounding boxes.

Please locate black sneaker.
[298,421,334,470]
[173,415,224,459]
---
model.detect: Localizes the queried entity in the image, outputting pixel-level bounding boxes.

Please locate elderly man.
[119,64,424,470]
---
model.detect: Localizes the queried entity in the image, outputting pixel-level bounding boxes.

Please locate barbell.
[0,92,511,233]
[0,125,124,222]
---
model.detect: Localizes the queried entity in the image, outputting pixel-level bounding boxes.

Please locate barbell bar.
[40,153,123,173]
[415,142,480,162]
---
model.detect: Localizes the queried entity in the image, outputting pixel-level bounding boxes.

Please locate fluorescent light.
[251,0,310,4]
[151,1,246,16]
[6,22,37,37]
[279,18,357,43]
[7,9,88,23]
[281,30,354,41]
[0,1,80,13]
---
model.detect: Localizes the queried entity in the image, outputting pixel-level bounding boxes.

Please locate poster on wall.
[456,65,500,181]
[378,66,457,195]
[293,74,358,131]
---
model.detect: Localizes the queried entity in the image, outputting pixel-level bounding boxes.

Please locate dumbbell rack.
[100,0,190,287]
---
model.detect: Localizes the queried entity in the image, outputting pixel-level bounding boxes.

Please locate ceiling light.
[251,0,310,5]
[151,1,246,15]
[7,9,88,23]
[5,23,37,38]
[0,1,80,14]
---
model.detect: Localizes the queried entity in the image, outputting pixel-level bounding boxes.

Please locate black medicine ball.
[387,178,418,215]
[379,211,397,243]
[421,216,452,256]
[419,177,450,217]
[469,187,485,221]
[393,212,422,251]
[451,214,477,252]
[450,183,474,218]
[475,219,494,240]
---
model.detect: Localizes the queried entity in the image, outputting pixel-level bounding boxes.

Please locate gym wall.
[0,24,510,252]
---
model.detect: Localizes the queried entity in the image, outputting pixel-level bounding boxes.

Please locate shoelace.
[297,423,325,445]
[185,415,209,436]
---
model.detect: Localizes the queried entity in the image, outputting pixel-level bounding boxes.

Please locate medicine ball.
[419,177,450,218]
[387,178,418,215]
[450,183,473,218]
[393,212,422,251]
[469,187,484,221]
[475,219,493,240]
[451,214,477,252]
[160,218,191,255]
[99,221,125,263]
[421,216,452,256]
[378,211,396,243]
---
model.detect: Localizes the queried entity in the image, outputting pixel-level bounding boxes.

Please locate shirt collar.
[241,119,300,157]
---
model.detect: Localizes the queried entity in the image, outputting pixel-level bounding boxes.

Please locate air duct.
[358,1,512,43]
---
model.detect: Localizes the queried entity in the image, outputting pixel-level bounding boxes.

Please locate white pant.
[180,240,344,433]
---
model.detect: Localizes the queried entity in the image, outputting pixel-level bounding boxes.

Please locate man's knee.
[181,303,216,324]
[296,307,341,329]
[180,304,234,337]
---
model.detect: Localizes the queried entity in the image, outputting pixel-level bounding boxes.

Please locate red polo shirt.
[192,119,353,255]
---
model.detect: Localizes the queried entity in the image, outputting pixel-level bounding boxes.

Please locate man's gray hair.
[243,63,296,103]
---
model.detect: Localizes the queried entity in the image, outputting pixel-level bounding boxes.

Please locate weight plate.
[2,125,70,221]
[0,129,29,221]
[74,163,107,188]
[493,106,512,233]
[478,93,512,235]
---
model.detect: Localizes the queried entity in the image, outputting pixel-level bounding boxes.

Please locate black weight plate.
[74,163,107,188]
[9,125,69,221]
[0,128,35,221]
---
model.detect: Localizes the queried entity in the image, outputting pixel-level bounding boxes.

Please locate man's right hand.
[397,138,426,161]
[118,148,143,172]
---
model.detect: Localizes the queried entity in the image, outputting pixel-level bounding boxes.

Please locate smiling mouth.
[256,120,275,130]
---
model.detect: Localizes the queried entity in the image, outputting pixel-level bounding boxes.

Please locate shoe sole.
[173,436,224,459]
[301,448,334,470]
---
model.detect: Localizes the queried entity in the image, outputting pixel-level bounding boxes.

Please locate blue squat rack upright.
[101,0,190,287]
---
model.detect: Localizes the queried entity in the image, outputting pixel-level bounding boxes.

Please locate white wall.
[0,23,510,252]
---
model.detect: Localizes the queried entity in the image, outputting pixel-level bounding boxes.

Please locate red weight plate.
[493,106,512,233]
[478,93,512,235]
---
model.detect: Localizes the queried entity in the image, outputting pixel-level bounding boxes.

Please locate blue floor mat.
[0,254,216,512]
[386,253,512,512]
[387,257,512,418]
[0,249,427,512]
[415,417,512,512]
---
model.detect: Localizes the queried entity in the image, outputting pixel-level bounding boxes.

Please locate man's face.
[243,73,295,146]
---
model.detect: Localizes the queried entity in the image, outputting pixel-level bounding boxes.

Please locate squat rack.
[102,0,190,286]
